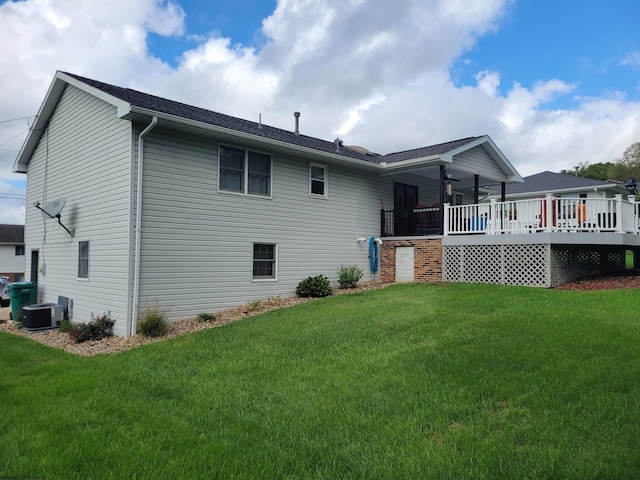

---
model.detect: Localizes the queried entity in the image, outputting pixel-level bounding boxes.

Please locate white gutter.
[130,116,157,336]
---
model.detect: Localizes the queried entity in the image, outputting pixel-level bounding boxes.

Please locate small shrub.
[67,312,115,343]
[267,295,282,304]
[197,313,216,322]
[296,274,333,298]
[137,300,169,337]
[338,265,364,289]
[59,319,73,333]
[246,299,262,311]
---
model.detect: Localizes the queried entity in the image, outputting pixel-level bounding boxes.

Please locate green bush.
[338,265,364,289]
[137,301,169,337]
[197,313,216,322]
[67,312,115,343]
[296,275,333,298]
[58,319,73,333]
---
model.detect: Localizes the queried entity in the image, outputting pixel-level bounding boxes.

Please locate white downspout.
[131,116,157,336]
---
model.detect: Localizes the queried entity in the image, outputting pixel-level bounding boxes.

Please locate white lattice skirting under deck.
[443,244,627,288]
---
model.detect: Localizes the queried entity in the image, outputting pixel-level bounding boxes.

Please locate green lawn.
[1,283,640,479]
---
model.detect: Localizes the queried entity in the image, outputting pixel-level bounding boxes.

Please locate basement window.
[253,243,277,280]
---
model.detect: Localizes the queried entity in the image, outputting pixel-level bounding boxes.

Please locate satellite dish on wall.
[39,198,66,218]
[33,197,74,237]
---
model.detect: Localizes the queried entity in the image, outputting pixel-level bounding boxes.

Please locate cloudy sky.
[1,0,639,224]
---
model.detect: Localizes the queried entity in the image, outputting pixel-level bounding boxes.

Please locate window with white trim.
[253,243,276,280]
[219,145,272,197]
[78,241,89,279]
[15,245,24,256]
[309,163,327,198]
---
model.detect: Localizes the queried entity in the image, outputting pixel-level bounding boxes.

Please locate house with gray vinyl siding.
[13,71,522,336]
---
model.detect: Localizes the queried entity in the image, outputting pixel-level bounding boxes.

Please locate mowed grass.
[1,283,640,479]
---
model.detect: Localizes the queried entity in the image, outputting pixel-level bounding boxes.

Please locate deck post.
[439,165,446,235]
[545,194,554,233]
[615,194,623,233]
[443,203,450,235]
[489,197,497,234]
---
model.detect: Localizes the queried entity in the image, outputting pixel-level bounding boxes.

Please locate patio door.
[394,183,418,235]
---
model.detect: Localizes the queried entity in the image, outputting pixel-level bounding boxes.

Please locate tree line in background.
[560,142,640,182]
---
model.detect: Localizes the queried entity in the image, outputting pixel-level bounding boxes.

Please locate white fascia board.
[126,106,384,172]
[12,74,67,173]
[12,71,133,173]
[378,155,444,175]
[447,135,524,183]
[57,72,131,114]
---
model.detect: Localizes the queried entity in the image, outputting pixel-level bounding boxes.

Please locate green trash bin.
[9,281,37,322]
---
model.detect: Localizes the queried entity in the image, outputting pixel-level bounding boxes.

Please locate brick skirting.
[380,238,443,283]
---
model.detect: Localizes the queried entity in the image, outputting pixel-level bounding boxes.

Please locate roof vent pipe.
[294,111,300,135]
[334,137,343,152]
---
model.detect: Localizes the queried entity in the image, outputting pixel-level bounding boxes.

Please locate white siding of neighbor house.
[0,245,25,275]
[24,86,133,336]
[133,128,437,321]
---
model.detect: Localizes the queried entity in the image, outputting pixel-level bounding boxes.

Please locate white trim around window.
[78,240,89,279]
[309,162,328,198]
[218,144,273,198]
[252,243,278,281]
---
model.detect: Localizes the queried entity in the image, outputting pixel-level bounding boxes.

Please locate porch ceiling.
[381,162,514,192]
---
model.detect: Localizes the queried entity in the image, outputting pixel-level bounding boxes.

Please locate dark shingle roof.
[64,73,383,163]
[382,137,481,163]
[0,224,24,244]
[505,171,621,195]
[64,72,479,165]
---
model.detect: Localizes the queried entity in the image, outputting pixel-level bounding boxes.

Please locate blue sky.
[0,0,639,224]
[454,0,639,105]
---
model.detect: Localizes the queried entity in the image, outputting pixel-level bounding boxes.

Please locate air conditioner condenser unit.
[22,303,64,331]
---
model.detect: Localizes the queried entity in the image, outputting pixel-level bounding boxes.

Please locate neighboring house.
[12,71,521,336]
[502,171,630,200]
[0,224,25,282]
[481,171,633,230]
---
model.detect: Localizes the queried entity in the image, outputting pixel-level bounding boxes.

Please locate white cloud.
[621,51,640,69]
[1,0,640,224]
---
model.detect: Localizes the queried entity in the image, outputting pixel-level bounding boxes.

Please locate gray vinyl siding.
[453,145,504,181]
[24,86,132,336]
[135,128,404,320]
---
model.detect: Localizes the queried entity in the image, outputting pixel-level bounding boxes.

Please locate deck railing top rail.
[444,194,639,235]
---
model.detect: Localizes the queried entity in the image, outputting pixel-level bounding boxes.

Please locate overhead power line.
[0,193,26,200]
[0,115,36,125]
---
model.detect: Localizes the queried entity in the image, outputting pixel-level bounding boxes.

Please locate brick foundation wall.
[380,238,443,283]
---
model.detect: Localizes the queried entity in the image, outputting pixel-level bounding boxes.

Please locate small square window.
[78,241,89,279]
[15,245,25,256]
[253,243,276,280]
[310,163,327,197]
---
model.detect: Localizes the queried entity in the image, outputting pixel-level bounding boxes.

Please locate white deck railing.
[444,194,640,235]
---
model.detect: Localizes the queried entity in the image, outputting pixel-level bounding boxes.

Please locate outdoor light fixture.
[624,178,637,196]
